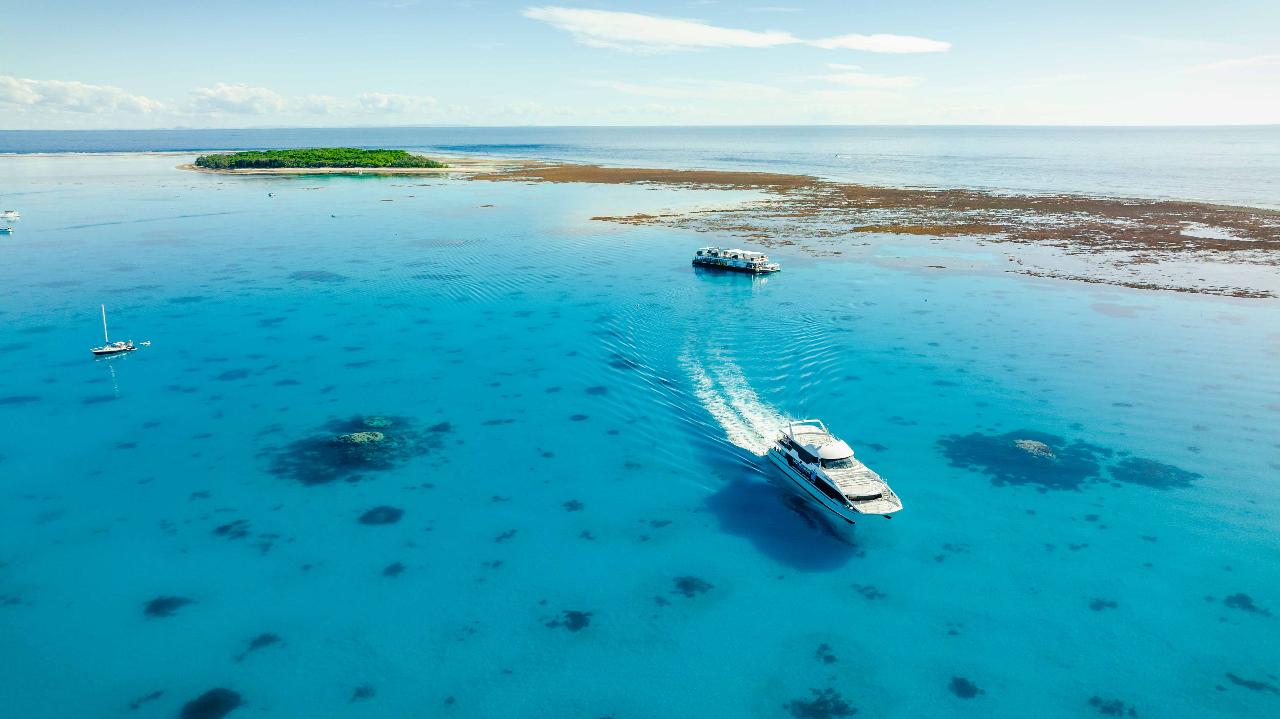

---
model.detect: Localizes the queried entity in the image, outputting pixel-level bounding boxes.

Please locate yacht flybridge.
[766,419,902,523]
[692,247,780,274]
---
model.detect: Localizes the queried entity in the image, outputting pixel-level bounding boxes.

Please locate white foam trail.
[681,345,786,455]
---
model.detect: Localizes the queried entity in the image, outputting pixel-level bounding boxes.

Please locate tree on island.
[194,148,448,170]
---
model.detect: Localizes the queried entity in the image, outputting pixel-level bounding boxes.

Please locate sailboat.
[90,305,137,356]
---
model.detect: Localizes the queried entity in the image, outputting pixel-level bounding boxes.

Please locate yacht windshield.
[821,457,857,470]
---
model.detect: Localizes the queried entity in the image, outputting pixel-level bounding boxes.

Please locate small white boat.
[766,419,902,523]
[90,305,138,356]
[0,210,18,220]
[692,246,780,274]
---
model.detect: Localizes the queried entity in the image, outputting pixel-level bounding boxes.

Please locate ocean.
[0,129,1278,718]
[3,124,1280,207]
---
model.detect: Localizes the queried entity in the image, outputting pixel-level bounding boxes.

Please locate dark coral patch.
[383,562,406,577]
[269,415,438,486]
[179,688,242,719]
[246,632,280,651]
[1223,593,1271,616]
[1225,673,1280,693]
[852,584,886,600]
[235,633,282,662]
[784,688,857,718]
[359,506,403,525]
[569,414,589,421]
[672,576,714,598]
[586,386,608,395]
[127,690,164,711]
[949,677,984,699]
[814,643,838,664]
[0,395,40,406]
[937,430,1108,490]
[215,369,250,381]
[350,684,376,703]
[563,500,584,512]
[213,519,250,539]
[1088,696,1138,716]
[1108,457,1200,489]
[1089,598,1119,611]
[82,394,118,405]
[143,595,193,618]
[607,353,641,371]
[545,610,592,632]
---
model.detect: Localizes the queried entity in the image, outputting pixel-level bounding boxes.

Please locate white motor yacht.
[0,210,18,220]
[766,419,902,523]
[692,247,780,274]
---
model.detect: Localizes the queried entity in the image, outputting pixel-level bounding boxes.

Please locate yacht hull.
[691,258,780,274]
[766,448,860,524]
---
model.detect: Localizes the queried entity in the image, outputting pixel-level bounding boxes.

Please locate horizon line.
[2,122,1278,133]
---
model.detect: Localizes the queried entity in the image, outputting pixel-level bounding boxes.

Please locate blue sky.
[1,0,1277,128]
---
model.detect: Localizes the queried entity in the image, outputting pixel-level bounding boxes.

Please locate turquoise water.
[4,125,1280,207]
[1,151,1279,718]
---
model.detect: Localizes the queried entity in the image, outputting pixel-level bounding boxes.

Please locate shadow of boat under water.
[705,475,860,572]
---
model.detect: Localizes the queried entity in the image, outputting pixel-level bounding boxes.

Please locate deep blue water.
[3,125,1280,207]
[0,151,1278,718]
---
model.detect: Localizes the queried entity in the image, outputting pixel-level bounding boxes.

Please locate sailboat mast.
[101,304,109,343]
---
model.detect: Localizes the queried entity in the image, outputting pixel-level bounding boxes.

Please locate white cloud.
[0,75,164,113]
[522,6,949,54]
[184,85,438,117]
[523,6,796,52]
[809,33,950,53]
[190,83,286,114]
[294,95,349,115]
[356,92,438,113]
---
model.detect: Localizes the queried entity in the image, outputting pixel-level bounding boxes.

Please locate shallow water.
[4,125,1280,207]
[1,153,1278,718]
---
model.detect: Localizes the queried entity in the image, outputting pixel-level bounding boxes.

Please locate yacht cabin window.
[820,457,857,470]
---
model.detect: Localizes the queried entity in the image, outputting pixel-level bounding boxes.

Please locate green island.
[194,148,448,170]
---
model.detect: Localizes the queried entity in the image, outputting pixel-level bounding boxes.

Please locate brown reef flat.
[469,163,816,189]
[471,163,1280,298]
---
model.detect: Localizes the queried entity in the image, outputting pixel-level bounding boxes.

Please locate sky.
[1,0,1277,128]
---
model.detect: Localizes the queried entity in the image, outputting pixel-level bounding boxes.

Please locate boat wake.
[680,346,787,456]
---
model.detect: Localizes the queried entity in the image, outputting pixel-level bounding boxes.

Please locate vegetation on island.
[194,148,447,170]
